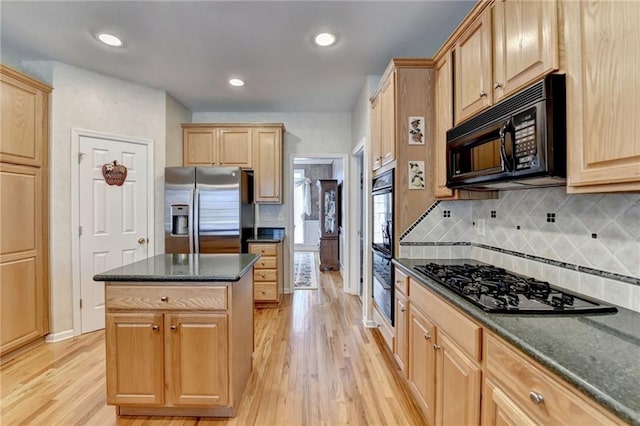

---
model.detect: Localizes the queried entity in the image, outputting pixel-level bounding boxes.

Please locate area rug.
[294,251,318,289]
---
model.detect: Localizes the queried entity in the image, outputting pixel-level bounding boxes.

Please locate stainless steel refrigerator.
[165,167,254,254]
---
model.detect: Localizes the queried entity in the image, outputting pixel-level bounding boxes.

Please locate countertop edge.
[392,258,639,426]
[94,254,261,283]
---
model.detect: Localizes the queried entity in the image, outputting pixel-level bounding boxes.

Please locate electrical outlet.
[477,219,486,237]
[277,213,283,221]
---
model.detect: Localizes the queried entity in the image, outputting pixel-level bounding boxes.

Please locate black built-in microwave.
[446,74,566,190]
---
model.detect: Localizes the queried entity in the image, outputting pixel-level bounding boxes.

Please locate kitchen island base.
[95,254,259,418]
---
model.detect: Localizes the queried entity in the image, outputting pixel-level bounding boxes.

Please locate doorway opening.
[291,156,345,290]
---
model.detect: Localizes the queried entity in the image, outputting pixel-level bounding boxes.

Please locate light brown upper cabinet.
[434,52,455,199]
[253,125,284,203]
[183,123,284,203]
[454,9,492,124]
[0,65,51,356]
[454,0,558,125]
[370,72,396,171]
[183,125,251,168]
[492,0,558,102]
[379,75,396,168]
[562,0,640,193]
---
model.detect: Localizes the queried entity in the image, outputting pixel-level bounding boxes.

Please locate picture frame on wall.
[408,116,425,145]
[408,161,425,189]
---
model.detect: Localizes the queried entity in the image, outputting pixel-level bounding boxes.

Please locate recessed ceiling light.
[314,32,337,47]
[229,78,245,87]
[97,33,123,47]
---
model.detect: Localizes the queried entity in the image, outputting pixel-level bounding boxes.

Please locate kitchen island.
[93,253,259,418]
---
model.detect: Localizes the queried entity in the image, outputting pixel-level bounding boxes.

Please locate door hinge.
[79,226,83,237]
[80,299,83,309]
[78,152,84,163]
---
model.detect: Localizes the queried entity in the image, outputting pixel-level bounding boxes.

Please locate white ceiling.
[1,1,475,113]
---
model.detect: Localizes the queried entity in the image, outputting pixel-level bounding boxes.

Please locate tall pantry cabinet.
[0,65,51,356]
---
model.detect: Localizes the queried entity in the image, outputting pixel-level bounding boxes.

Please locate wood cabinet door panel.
[394,291,409,375]
[483,378,537,426]
[455,11,492,124]
[0,164,39,257]
[565,0,640,190]
[0,258,41,353]
[106,313,165,405]
[492,0,558,101]
[436,332,481,426]
[0,73,45,167]
[408,305,437,424]
[434,53,455,198]
[218,128,252,168]
[253,128,282,203]
[183,128,216,165]
[380,75,396,166]
[166,313,229,406]
[371,97,382,170]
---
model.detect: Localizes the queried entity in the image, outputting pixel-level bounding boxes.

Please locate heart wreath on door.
[101,160,128,186]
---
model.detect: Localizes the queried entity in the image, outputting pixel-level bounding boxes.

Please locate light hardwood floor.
[1,270,425,425]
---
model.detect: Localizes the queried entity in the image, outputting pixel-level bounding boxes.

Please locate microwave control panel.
[513,108,538,170]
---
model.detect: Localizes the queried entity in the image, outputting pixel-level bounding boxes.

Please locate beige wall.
[165,94,191,166]
[21,61,168,335]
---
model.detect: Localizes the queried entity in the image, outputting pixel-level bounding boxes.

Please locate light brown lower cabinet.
[104,276,252,417]
[405,276,482,426]
[395,271,624,426]
[249,241,283,306]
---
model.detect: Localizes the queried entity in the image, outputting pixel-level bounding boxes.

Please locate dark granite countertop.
[393,258,640,426]
[93,254,260,284]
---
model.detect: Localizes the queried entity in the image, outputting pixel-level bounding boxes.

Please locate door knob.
[138,237,147,245]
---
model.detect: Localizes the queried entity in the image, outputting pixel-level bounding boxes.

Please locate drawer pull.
[424,333,431,340]
[261,249,265,253]
[170,325,177,331]
[433,344,441,351]
[261,291,266,295]
[400,306,406,312]
[160,296,168,302]
[151,325,159,331]
[529,391,544,405]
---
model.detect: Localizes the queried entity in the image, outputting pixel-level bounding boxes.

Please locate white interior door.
[79,135,149,333]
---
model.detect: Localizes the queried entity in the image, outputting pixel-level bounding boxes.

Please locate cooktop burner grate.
[413,263,617,314]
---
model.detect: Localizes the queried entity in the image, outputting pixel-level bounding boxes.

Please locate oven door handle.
[371,245,392,259]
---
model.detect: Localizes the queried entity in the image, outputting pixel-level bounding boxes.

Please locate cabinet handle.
[261,249,266,253]
[529,391,544,405]
[170,325,177,331]
[433,344,441,350]
[479,91,487,98]
[424,333,431,341]
[151,325,159,331]
[261,291,266,295]
[493,82,502,90]
[400,306,406,312]
[160,296,168,302]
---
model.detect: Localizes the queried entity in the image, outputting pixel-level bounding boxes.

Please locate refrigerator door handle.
[188,188,195,253]
[194,187,200,253]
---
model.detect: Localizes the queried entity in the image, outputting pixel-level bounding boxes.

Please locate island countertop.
[93,253,260,283]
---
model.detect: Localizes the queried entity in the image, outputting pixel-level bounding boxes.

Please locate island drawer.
[254,282,277,301]
[255,257,277,269]
[484,333,622,425]
[254,269,277,282]
[106,285,228,311]
[249,244,277,256]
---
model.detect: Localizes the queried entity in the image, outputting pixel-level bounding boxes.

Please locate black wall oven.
[371,170,394,325]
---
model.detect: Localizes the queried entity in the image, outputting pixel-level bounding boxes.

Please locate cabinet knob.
[401,306,406,312]
[170,325,177,331]
[151,325,159,331]
[433,344,441,350]
[529,391,544,405]
[261,249,265,253]
[493,82,503,90]
[479,91,487,98]
[424,333,431,341]
[261,291,266,295]
[160,296,168,302]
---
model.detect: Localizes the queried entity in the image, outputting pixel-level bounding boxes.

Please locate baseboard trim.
[363,319,378,328]
[45,329,74,343]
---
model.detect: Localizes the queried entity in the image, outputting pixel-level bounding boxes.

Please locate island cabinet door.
[165,313,229,406]
[106,313,165,405]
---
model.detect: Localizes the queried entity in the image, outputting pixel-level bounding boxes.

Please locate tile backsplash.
[400,187,640,311]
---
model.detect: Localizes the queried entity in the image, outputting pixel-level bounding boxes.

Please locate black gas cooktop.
[414,263,617,314]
